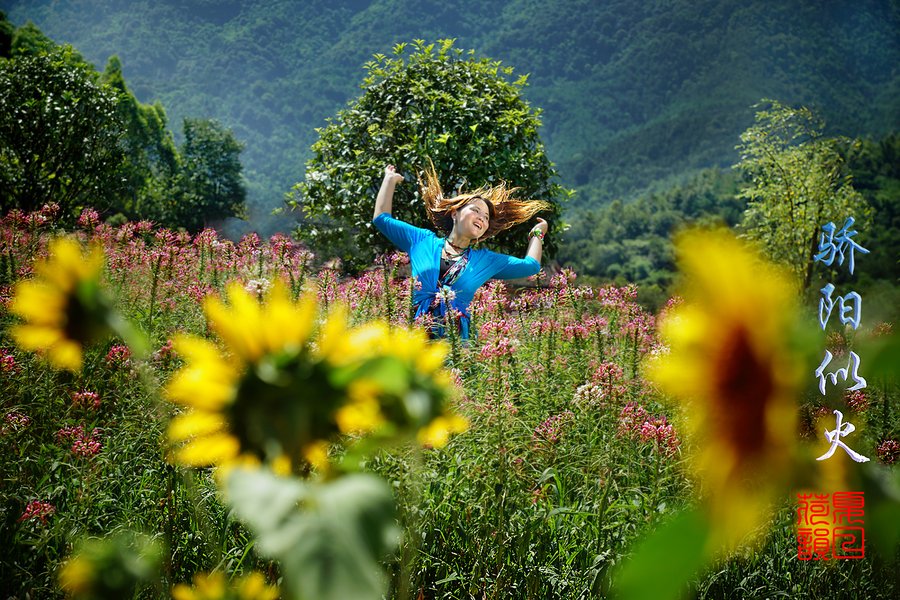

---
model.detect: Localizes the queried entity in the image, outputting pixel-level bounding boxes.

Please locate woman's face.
[454,198,490,239]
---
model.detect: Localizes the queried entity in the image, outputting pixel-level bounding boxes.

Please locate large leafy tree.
[288,39,567,265]
[101,55,179,221]
[174,117,246,232]
[735,100,870,292]
[0,46,126,216]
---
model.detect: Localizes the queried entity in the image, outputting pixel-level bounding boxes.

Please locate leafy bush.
[289,39,568,267]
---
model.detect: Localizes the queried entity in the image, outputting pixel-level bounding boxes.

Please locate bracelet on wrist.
[529,229,545,241]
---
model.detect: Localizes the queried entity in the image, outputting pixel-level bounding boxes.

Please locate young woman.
[372,163,550,339]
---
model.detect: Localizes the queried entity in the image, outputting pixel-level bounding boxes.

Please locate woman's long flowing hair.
[417,161,552,239]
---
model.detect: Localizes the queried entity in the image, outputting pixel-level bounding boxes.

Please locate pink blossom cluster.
[845,390,869,412]
[479,319,516,340]
[595,284,639,312]
[4,411,31,430]
[657,295,684,321]
[527,268,547,284]
[470,280,508,316]
[562,323,590,341]
[151,339,177,364]
[18,500,55,524]
[373,250,409,268]
[622,312,657,352]
[549,268,577,289]
[532,411,575,445]
[529,319,558,336]
[479,337,517,360]
[193,228,219,248]
[616,402,650,438]
[1,350,18,374]
[77,208,100,229]
[584,315,608,333]
[639,416,681,457]
[56,425,103,457]
[104,344,131,368]
[876,439,900,465]
[71,390,101,410]
[617,403,680,456]
[187,283,216,304]
[591,361,627,398]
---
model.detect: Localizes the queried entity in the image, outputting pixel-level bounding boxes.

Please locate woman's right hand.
[384,165,404,185]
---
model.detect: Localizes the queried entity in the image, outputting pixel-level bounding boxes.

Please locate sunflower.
[165,279,461,474]
[9,237,108,372]
[646,228,805,550]
[171,571,279,600]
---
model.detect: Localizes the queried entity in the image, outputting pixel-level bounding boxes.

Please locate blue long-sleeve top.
[373,212,540,339]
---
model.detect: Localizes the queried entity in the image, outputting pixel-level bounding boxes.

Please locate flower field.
[1,205,898,599]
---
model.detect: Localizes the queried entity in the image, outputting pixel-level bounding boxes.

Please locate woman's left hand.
[533,218,548,234]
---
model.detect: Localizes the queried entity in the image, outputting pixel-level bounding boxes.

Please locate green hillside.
[4,0,898,215]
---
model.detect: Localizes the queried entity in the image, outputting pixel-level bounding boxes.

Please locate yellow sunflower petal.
[170,584,198,600]
[47,339,83,372]
[9,282,67,324]
[58,556,94,595]
[168,411,227,442]
[174,433,241,468]
[415,339,449,374]
[166,336,238,410]
[202,282,264,362]
[316,303,350,361]
[302,440,330,471]
[261,281,317,355]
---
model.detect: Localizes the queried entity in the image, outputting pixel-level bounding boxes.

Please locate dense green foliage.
[560,168,744,308]
[0,13,247,231]
[5,0,897,211]
[101,55,179,220]
[842,134,900,287]
[174,118,247,231]
[736,100,870,292]
[289,39,565,265]
[0,46,126,218]
[561,123,900,308]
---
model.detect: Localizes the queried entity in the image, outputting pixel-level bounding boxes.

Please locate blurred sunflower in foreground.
[646,228,806,551]
[172,571,278,600]
[9,237,109,372]
[165,279,464,474]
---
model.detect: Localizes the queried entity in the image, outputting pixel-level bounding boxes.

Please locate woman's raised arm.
[373,165,405,220]
[526,218,549,263]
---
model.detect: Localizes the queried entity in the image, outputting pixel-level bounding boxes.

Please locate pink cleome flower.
[4,411,31,430]
[104,344,131,368]
[639,416,681,457]
[532,411,575,445]
[19,500,55,524]
[56,425,102,457]
[876,440,900,465]
[77,208,100,229]
[479,337,517,360]
[845,390,869,412]
[71,390,101,410]
[1,351,18,374]
[617,402,649,438]
[151,339,177,364]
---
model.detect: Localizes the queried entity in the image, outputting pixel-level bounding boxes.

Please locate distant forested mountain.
[3,0,899,217]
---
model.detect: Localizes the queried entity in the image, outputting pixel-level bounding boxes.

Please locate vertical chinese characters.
[797,216,870,561]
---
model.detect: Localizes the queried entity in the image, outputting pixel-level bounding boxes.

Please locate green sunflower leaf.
[226,468,399,600]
